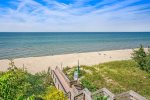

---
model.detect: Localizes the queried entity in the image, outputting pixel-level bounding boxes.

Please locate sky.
[0,0,150,32]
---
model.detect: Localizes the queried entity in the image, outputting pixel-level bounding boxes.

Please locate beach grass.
[63,60,150,99]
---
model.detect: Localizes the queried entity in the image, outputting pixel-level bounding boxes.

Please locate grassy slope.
[63,60,150,99]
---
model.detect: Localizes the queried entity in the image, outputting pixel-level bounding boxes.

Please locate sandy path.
[0,49,133,74]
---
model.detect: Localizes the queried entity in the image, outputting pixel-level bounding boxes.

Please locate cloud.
[0,0,150,32]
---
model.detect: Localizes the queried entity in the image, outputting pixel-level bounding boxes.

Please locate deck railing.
[52,70,67,93]
[115,90,147,100]
[92,88,115,100]
[50,66,147,100]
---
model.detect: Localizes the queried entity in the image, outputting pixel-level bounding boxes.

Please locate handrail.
[56,66,71,85]
[72,85,79,95]
[56,66,79,88]
[65,91,71,99]
[52,70,67,93]
[129,90,146,100]
[115,90,147,100]
[50,67,147,100]
[70,80,78,87]
[74,92,84,100]
[92,88,115,100]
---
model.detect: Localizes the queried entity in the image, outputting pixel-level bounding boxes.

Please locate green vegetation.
[94,96,108,100]
[43,87,67,100]
[63,60,150,99]
[63,66,86,80]
[0,61,67,100]
[132,45,150,72]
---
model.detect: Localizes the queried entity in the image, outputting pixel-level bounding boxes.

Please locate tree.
[145,46,150,72]
[132,45,147,70]
[132,45,150,72]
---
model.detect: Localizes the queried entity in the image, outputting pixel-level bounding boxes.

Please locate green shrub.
[132,45,147,70]
[43,86,67,100]
[132,45,150,72]
[0,61,65,100]
[81,79,97,92]
[145,47,150,72]
[94,96,108,100]
[0,68,32,100]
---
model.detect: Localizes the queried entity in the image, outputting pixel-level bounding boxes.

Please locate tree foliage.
[132,45,150,72]
[0,67,31,100]
[145,47,150,72]
[0,60,66,100]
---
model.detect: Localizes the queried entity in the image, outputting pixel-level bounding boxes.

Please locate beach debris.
[98,52,101,55]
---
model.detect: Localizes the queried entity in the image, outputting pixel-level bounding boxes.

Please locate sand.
[0,49,134,74]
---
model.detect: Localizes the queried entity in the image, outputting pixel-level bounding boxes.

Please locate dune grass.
[63,60,150,99]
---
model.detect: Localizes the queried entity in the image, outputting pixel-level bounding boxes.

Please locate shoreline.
[0,48,134,60]
[0,48,136,74]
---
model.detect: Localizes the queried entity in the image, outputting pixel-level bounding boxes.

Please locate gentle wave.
[0,32,150,59]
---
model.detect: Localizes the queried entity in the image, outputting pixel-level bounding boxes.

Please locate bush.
[0,68,32,100]
[81,79,97,92]
[43,86,67,100]
[0,61,66,100]
[132,45,146,70]
[145,47,150,72]
[94,96,108,100]
[132,45,150,72]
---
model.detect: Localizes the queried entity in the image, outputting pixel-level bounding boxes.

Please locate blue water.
[0,32,150,59]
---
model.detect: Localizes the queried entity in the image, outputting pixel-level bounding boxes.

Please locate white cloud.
[0,0,150,32]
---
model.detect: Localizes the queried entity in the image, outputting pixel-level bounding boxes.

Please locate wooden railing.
[50,67,147,100]
[51,69,67,93]
[56,66,71,86]
[115,90,147,100]
[92,88,115,100]
[74,92,85,100]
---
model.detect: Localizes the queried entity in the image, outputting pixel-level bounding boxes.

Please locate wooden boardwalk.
[54,68,71,92]
[50,66,147,100]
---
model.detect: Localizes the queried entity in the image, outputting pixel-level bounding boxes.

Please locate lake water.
[0,32,150,59]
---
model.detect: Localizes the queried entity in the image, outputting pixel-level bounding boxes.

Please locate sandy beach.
[0,49,135,74]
